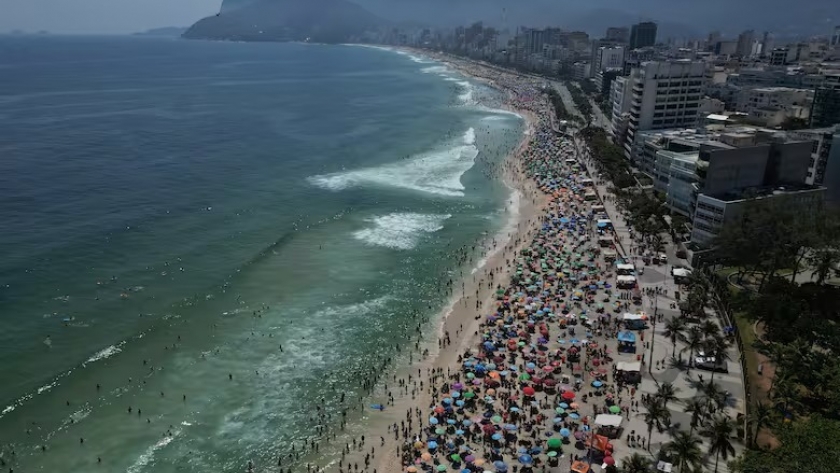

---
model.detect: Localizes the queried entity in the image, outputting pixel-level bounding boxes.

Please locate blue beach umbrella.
[493,461,508,472]
[569,413,580,420]
[428,441,438,450]
[430,417,439,425]
[518,454,533,465]
[559,402,569,408]
[491,433,502,441]
[559,428,571,437]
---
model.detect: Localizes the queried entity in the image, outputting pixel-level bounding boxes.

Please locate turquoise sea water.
[0,36,523,472]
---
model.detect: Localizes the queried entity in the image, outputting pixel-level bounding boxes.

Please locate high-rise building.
[629,22,657,49]
[761,31,773,58]
[605,27,629,43]
[736,30,755,58]
[832,26,840,46]
[611,60,709,160]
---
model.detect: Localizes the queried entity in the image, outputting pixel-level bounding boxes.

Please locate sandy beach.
[322,48,656,473]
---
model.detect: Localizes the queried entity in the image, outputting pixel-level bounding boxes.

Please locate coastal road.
[571,132,746,471]
[589,97,611,130]
[548,80,583,120]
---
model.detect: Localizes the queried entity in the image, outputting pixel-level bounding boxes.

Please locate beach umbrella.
[569,413,580,420]
[492,415,502,423]
[428,441,439,450]
[522,386,536,396]
[591,381,603,388]
[559,402,569,409]
[422,452,433,461]
[437,465,448,472]
[609,405,621,414]
[493,461,508,472]
[451,454,462,462]
[430,417,439,425]
[518,454,533,465]
[547,451,558,458]
[465,454,476,463]
[491,433,502,441]
[559,428,571,438]
[562,391,575,400]
[603,456,616,466]
[504,424,518,431]
[407,467,418,473]
[547,438,562,449]
[435,428,446,435]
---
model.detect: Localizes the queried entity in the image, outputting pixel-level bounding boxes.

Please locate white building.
[614,60,709,160]
[609,75,634,142]
[572,62,591,81]
[735,87,813,127]
[594,46,625,73]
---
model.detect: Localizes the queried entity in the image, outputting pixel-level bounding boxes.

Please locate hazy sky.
[0,0,222,34]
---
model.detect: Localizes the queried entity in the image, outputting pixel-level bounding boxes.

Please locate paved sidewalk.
[568,131,745,471]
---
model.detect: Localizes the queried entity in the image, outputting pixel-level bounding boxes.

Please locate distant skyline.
[0,0,221,34]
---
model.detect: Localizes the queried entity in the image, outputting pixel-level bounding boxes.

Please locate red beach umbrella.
[522,386,536,396]
[562,391,575,400]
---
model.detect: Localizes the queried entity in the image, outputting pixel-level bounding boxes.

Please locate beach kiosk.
[594,414,624,438]
[584,189,598,202]
[591,204,605,213]
[616,361,642,384]
[672,267,692,284]
[616,330,637,353]
[580,178,594,187]
[616,263,635,276]
[621,312,648,330]
[596,219,613,230]
[598,236,613,248]
[616,275,636,289]
[602,248,617,262]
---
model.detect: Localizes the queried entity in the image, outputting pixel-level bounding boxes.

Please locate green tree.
[681,327,705,368]
[663,317,688,357]
[655,382,681,409]
[703,415,737,473]
[747,401,774,448]
[731,416,840,473]
[683,397,707,436]
[664,431,704,473]
[621,453,652,473]
[642,397,671,450]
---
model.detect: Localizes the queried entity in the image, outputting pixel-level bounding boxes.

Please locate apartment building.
[631,125,825,246]
[610,60,709,161]
[735,87,813,127]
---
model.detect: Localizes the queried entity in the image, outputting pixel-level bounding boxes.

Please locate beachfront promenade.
[572,134,746,471]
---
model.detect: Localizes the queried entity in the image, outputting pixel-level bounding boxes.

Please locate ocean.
[0,37,523,472]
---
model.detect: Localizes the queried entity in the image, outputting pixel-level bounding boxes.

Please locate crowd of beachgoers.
[322,59,654,473]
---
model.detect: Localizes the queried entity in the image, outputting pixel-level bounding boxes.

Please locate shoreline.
[327,49,548,473]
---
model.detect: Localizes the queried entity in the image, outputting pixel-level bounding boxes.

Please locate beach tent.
[584,190,598,202]
[591,205,605,212]
[616,275,636,288]
[596,219,612,228]
[616,263,635,275]
[616,361,642,372]
[585,434,611,452]
[594,414,623,428]
[616,331,636,343]
[603,249,617,261]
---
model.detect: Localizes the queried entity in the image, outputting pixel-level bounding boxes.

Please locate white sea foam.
[308,128,479,197]
[394,50,430,63]
[354,213,451,250]
[127,433,178,473]
[37,381,58,395]
[475,105,523,118]
[84,341,125,366]
[421,65,449,74]
[456,81,475,105]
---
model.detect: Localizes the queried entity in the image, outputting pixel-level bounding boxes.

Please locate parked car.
[694,353,728,373]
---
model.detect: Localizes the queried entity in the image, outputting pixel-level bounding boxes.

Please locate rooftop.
[705,183,825,203]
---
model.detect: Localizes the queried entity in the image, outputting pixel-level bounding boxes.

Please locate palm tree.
[683,398,707,436]
[642,397,671,450]
[681,326,705,369]
[699,320,720,340]
[809,247,840,285]
[663,317,688,356]
[655,382,680,409]
[666,356,690,372]
[621,452,652,473]
[664,431,704,473]
[703,415,737,473]
[771,378,802,418]
[748,401,774,448]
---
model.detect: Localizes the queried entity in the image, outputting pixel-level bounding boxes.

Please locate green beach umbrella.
[547,451,558,457]
[436,428,446,435]
[450,454,462,462]
[609,405,621,414]
[466,372,475,380]
[437,465,447,472]
[519,373,531,381]
[555,407,565,414]
[463,391,475,399]
[547,438,562,448]
[492,415,502,423]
